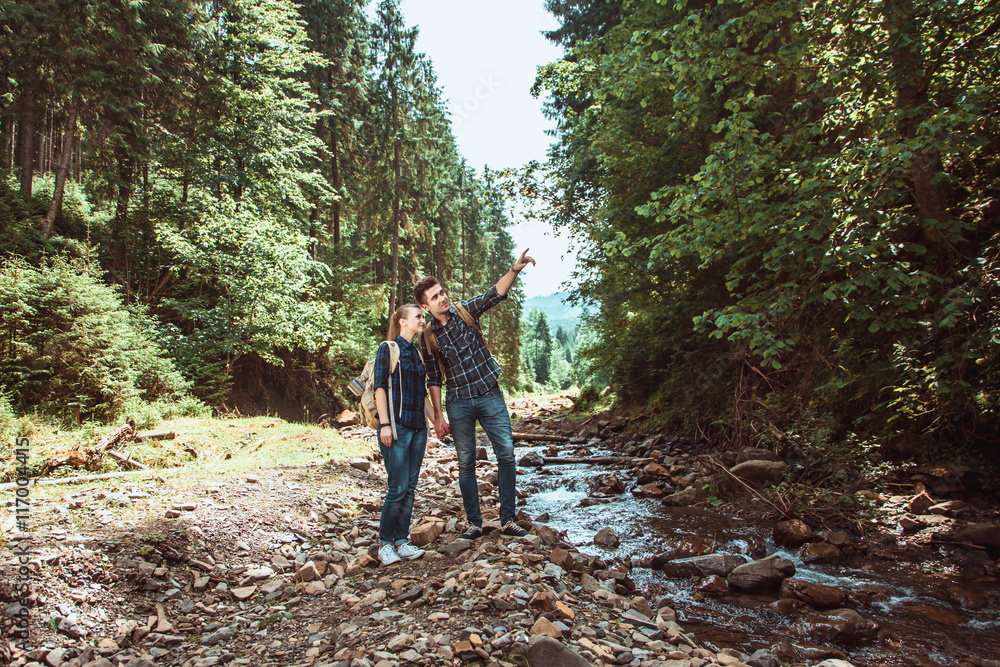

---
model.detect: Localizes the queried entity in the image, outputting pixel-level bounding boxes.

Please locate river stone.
[729,460,786,484]
[660,553,746,578]
[903,603,966,626]
[637,537,715,569]
[661,485,705,506]
[899,514,929,533]
[589,473,626,497]
[745,649,781,667]
[696,574,728,595]
[519,452,544,467]
[796,608,879,644]
[526,636,592,667]
[410,521,443,547]
[778,577,847,609]
[593,527,620,547]
[927,500,972,517]
[728,554,795,592]
[908,491,935,515]
[772,519,816,547]
[945,523,1000,550]
[530,617,563,639]
[813,661,859,667]
[294,561,320,583]
[800,542,842,565]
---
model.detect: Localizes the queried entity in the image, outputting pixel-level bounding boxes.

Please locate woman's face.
[400,308,426,334]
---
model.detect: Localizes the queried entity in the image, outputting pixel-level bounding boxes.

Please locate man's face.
[421,283,450,316]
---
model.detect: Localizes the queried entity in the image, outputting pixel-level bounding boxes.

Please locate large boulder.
[661,553,747,578]
[728,554,796,592]
[730,460,786,484]
[940,523,1000,551]
[778,577,848,609]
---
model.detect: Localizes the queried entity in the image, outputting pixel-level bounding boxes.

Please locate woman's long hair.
[387,303,423,341]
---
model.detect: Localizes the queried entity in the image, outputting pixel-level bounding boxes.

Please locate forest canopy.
[525,0,1000,453]
[0,0,523,422]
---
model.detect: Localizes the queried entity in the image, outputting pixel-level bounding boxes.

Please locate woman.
[373,303,432,565]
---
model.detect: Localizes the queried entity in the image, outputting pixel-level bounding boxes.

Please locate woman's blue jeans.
[378,424,427,545]
[445,385,516,527]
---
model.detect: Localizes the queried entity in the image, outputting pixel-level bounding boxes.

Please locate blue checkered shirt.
[372,337,427,429]
[425,286,507,401]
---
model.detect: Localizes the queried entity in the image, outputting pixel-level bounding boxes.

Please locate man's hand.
[434,413,451,438]
[513,248,536,272]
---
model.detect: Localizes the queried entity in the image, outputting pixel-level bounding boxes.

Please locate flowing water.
[518,443,1000,666]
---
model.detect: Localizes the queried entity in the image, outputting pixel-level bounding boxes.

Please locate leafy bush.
[0,256,191,422]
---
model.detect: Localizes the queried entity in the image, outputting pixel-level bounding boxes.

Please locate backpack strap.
[420,328,447,379]
[384,341,400,440]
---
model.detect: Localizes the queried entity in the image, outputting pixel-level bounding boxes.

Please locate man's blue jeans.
[446,385,516,526]
[378,424,427,545]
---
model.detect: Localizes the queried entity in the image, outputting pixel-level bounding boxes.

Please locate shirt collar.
[395,335,414,349]
[431,306,457,332]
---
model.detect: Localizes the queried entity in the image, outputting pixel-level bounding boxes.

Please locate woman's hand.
[380,425,393,447]
[433,410,451,438]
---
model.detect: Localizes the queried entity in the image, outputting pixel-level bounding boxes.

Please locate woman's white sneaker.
[396,543,425,560]
[378,544,401,565]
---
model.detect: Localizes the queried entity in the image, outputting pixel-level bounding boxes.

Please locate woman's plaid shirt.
[372,336,427,429]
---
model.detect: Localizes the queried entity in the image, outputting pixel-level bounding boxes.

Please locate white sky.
[397,0,576,298]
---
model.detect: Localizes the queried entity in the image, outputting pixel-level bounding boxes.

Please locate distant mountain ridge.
[522,292,583,331]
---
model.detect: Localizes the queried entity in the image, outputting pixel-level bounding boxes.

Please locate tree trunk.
[390,136,401,317]
[308,206,319,259]
[18,115,35,197]
[887,0,951,231]
[1,120,11,172]
[330,130,341,245]
[41,103,78,238]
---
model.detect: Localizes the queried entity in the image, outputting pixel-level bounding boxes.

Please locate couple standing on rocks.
[371,250,537,565]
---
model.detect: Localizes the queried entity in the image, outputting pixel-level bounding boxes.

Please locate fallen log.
[106,450,149,470]
[94,420,136,452]
[134,430,177,442]
[512,432,570,443]
[42,449,97,476]
[0,467,179,491]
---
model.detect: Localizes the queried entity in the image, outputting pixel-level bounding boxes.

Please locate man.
[414,249,536,540]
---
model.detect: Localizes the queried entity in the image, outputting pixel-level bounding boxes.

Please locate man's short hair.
[414,276,440,307]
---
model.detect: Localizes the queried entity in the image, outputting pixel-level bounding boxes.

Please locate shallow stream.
[518,443,1000,666]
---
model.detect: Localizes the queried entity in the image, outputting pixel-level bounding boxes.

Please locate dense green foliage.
[0,256,189,421]
[530,0,1000,449]
[1,0,523,422]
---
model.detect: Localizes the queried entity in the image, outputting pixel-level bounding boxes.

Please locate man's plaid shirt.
[425,286,506,401]
[372,337,427,429]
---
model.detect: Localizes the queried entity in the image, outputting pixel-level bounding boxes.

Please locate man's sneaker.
[378,543,401,565]
[500,521,529,538]
[456,525,483,541]
[396,543,425,560]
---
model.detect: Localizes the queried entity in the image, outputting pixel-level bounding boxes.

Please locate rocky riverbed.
[2,394,999,667]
